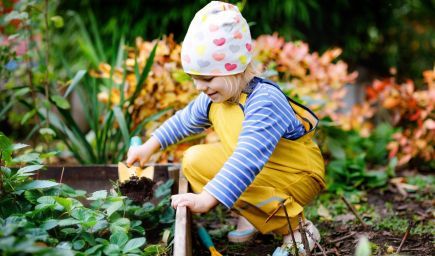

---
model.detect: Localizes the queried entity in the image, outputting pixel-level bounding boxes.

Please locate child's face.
[191,75,238,103]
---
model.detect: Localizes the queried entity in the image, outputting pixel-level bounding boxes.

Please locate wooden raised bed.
[38,164,192,256]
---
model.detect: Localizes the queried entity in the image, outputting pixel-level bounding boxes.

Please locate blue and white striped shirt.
[152,78,306,208]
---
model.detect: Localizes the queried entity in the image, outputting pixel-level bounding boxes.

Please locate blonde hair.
[224,61,262,104]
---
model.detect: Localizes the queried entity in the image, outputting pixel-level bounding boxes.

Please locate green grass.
[373,215,434,235]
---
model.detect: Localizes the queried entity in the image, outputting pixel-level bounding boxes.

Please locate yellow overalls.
[182,83,326,234]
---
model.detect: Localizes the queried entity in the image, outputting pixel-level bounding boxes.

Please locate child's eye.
[192,76,214,82]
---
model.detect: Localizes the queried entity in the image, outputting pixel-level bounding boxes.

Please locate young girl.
[127,1,325,253]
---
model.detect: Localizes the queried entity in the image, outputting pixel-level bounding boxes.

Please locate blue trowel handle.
[130,136,143,147]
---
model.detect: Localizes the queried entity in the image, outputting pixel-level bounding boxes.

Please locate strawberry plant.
[0,132,174,255]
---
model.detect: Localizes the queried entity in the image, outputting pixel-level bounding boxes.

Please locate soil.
[193,187,434,256]
[119,176,155,203]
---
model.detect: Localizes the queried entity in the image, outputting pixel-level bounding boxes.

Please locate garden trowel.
[118,136,155,182]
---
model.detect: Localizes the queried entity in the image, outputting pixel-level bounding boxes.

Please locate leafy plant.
[319,120,397,192]
[32,35,171,164]
[0,133,175,255]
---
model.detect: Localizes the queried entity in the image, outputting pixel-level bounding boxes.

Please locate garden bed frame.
[38,164,192,256]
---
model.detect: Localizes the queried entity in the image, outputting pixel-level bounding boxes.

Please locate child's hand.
[171,190,218,213]
[126,137,160,167]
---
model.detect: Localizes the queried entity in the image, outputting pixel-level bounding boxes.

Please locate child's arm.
[127,93,211,166]
[151,93,212,149]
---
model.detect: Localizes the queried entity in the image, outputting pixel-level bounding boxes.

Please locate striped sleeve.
[204,84,304,208]
[152,93,212,149]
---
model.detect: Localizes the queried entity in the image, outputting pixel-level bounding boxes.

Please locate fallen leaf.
[317,204,332,220]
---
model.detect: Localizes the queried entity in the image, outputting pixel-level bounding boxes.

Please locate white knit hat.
[181,1,253,76]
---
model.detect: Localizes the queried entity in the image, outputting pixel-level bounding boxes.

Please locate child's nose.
[195,81,208,91]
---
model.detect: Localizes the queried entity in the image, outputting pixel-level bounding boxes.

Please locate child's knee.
[182,145,206,177]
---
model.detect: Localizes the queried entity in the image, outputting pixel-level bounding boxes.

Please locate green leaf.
[131,225,145,236]
[39,128,56,137]
[65,70,87,97]
[113,106,129,148]
[154,179,174,198]
[115,36,125,68]
[386,157,397,177]
[110,218,130,233]
[87,190,108,200]
[0,133,12,162]
[24,190,39,203]
[85,244,103,254]
[14,87,30,97]
[37,196,56,205]
[61,228,79,235]
[51,16,64,28]
[122,237,146,253]
[106,201,123,217]
[73,239,85,250]
[104,244,121,255]
[17,180,59,190]
[57,241,73,250]
[12,143,28,151]
[365,170,388,188]
[130,42,158,102]
[54,197,73,212]
[110,232,128,247]
[159,207,174,224]
[58,218,81,227]
[41,219,58,230]
[91,219,108,233]
[40,151,59,159]
[17,164,44,175]
[12,152,41,164]
[51,95,71,109]
[20,110,36,125]
[143,244,167,254]
[326,138,346,160]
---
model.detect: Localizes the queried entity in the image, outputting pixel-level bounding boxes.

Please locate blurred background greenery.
[56,0,435,81]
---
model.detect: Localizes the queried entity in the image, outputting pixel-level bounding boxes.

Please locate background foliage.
[56,0,435,80]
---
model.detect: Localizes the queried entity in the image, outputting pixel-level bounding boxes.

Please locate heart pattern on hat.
[233,31,243,39]
[246,43,252,52]
[212,53,226,61]
[225,63,237,71]
[197,60,211,67]
[213,38,226,46]
[181,1,253,76]
[209,24,219,32]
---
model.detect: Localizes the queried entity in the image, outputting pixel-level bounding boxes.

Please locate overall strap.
[245,77,319,134]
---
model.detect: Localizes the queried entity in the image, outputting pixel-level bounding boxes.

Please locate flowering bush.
[363,69,435,167]
[92,35,197,134]
[253,33,358,123]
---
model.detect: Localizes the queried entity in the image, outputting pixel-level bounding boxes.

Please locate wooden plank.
[38,164,176,192]
[173,169,192,256]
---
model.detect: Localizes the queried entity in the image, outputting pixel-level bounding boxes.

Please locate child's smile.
[191,75,236,103]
